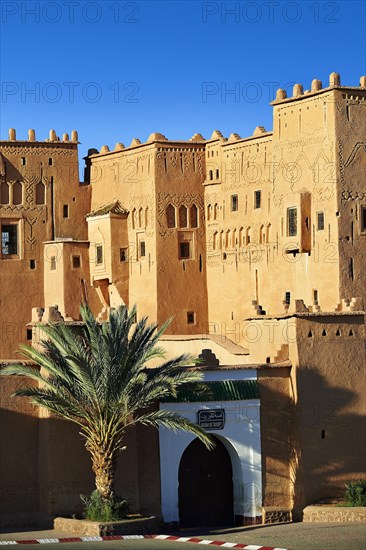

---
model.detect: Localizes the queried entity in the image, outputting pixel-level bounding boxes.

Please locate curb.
[0,534,289,549]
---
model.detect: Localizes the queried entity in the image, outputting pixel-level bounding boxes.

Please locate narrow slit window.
[96,245,103,265]
[63,204,69,218]
[361,206,366,233]
[231,194,238,212]
[50,256,56,270]
[317,212,325,231]
[120,248,127,262]
[254,190,261,209]
[187,311,195,325]
[287,207,297,236]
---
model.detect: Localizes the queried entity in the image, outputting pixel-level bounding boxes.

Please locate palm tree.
[0,304,212,508]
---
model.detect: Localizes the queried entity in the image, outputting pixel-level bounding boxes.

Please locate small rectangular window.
[313,289,318,303]
[180,242,191,259]
[30,259,36,269]
[1,224,18,255]
[120,248,127,262]
[231,195,238,212]
[26,329,32,340]
[317,212,325,230]
[63,204,69,218]
[254,190,261,209]
[50,256,56,270]
[187,311,195,325]
[48,158,53,166]
[285,291,291,305]
[96,245,103,265]
[287,207,297,236]
[72,255,81,268]
[140,241,146,258]
[21,157,26,166]
[361,206,366,233]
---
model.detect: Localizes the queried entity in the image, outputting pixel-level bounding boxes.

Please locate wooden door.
[178,436,234,527]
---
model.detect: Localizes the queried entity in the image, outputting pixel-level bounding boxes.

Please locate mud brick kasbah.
[0,72,365,529]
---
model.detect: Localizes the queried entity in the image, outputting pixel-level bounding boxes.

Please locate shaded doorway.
[178,436,234,527]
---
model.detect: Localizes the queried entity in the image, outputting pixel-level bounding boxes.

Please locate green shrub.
[344,480,366,507]
[80,491,129,521]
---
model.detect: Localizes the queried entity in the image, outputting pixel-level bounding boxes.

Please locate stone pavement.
[0,522,365,550]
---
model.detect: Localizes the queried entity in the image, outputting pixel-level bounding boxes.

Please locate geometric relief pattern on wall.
[156,149,205,178]
[23,174,38,204]
[339,140,366,201]
[128,194,154,236]
[0,146,75,157]
[157,192,205,237]
[25,216,38,246]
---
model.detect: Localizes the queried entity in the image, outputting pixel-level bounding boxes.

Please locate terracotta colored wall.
[0,138,90,359]
[0,374,39,518]
[257,367,293,510]
[290,314,366,517]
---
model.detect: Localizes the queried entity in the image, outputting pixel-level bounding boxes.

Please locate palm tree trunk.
[91,449,117,500]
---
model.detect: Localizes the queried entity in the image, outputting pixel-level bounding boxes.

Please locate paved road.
[173,522,366,550]
[0,522,365,550]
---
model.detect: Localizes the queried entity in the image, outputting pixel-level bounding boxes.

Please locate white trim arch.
[159,391,262,524]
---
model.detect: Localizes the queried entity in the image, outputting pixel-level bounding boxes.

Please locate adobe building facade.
[0,72,365,528]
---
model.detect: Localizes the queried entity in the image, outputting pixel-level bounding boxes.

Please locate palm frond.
[134,409,214,449]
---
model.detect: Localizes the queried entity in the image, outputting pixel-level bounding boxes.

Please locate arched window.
[213,203,218,220]
[13,181,23,205]
[246,227,251,245]
[0,182,9,205]
[131,208,136,229]
[266,223,271,243]
[207,204,212,221]
[35,182,45,205]
[138,207,143,228]
[213,231,218,250]
[166,204,176,228]
[259,224,264,244]
[225,229,230,249]
[179,205,188,228]
[190,204,198,228]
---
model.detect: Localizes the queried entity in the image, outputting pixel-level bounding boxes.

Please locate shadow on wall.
[260,366,365,521]
[0,399,161,529]
[291,366,366,518]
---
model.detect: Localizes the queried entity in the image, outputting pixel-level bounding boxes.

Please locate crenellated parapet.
[2,128,79,144]
[272,73,366,104]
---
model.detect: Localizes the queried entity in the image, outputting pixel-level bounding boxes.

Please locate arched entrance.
[178,436,234,527]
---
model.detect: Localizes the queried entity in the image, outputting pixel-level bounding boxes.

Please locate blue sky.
[1,0,365,164]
